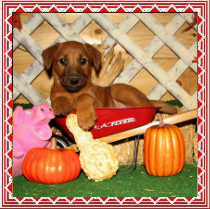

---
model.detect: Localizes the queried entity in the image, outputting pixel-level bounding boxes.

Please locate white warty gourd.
[66,114,119,182]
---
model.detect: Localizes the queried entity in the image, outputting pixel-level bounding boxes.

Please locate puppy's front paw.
[52,97,74,116]
[77,112,97,131]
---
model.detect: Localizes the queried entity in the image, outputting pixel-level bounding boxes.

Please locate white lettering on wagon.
[93,118,136,130]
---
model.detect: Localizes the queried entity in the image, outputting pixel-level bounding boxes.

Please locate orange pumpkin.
[144,124,185,177]
[22,138,81,184]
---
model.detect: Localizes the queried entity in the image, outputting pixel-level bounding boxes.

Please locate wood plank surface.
[14,13,197,104]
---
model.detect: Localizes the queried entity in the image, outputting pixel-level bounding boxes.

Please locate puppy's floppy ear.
[42,43,61,70]
[85,43,102,72]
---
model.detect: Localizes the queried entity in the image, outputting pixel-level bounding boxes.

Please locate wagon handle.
[66,109,197,152]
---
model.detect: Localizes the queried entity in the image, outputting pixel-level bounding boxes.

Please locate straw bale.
[113,107,197,165]
[193,133,198,162]
[180,124,196,164]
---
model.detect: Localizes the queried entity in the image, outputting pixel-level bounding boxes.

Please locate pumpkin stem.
[50,137,57,150]
[156,113,165,127]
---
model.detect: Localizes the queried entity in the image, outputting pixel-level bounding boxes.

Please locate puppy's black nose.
[69,77,80,85]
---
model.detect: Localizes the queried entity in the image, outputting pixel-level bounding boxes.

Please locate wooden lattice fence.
[13,13,197,110]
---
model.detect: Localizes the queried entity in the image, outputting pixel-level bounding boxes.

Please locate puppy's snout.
[61,71,86,92]
[69,77,80,85]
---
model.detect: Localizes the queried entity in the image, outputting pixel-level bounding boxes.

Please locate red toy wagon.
[55,107,158,141]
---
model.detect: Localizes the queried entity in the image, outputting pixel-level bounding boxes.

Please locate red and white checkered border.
[1,1,209,208]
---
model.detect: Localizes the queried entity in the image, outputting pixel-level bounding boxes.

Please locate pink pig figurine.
[13,104,55,177]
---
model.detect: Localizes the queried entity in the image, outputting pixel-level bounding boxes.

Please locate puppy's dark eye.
[59,58,67,65]
[80,58,87,65]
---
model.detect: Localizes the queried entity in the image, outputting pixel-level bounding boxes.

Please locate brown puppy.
[42,41,177,131]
